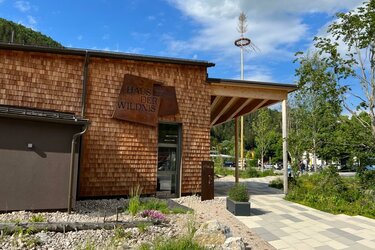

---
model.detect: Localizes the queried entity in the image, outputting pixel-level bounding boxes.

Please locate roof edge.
[207,77,298,92]
[0,42,215,67]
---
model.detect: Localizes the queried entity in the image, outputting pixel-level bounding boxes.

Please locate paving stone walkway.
[215,176,375,250]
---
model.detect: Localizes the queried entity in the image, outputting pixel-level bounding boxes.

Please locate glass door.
[157,123,181,196]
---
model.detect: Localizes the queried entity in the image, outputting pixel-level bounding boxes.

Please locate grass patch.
[214,166,278,178]
[140,198,189,215]
[285,167,375,219]
[29,214,46,223]
[138,235,207,250]
[269,177,283,189]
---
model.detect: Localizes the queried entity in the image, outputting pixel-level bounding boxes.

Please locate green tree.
[0,18,62,47]
[314,0,375,141]
[293,53,343,167]
[253,108,275,171]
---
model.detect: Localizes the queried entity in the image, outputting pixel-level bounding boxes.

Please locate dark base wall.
[0,117,81,211]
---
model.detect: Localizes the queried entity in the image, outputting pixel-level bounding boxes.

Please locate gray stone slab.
[280,213,303,222]
[326,228,363,241]
[315,246,335,250]
[333,236,357,246]
[258,232,280,241]
[270,229,289,237]
[350,217,375,228]
[252,227,271,235]
[299,212,322,221]
[322,220,358,229]
[287,204,308,211]
[271,204,295,213]
[342,244,375,250]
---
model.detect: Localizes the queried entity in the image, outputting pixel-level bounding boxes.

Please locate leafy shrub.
[242,167,260,178]
[269,178,283,189]
[286,171,375,219]
[228,183,249,202]
[357,170,375,190]
[240,167,277,178]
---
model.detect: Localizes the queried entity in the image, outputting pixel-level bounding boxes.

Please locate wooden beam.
[213,98,248,125]
[235,117,239,183]
[210,97,239,127]
[210,84,288,100]
[235,99,268,117]
[282,99,288,194]
[210,95,223,112]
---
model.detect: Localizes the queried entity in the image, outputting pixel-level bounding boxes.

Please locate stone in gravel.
[222,237,246,250]
[193,219,232,247]
[35,232,49,243]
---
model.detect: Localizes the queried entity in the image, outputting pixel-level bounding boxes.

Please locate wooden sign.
[113,74,160,126]
[113,74,179,126]
[154,85,179,116]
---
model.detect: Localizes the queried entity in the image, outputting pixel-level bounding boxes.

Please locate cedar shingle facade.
[0,46,211,198]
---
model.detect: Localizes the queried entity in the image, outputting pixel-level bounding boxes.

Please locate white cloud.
[14,1,31,12]
[166,0,363,81]
[77,35,83,41]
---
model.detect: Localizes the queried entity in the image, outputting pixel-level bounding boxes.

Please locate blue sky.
[0,0,364,85]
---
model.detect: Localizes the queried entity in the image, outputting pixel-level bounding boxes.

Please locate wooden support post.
[235,117,239,183]
[282,99,288,194]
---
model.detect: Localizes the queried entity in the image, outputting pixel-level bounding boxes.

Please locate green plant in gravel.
[76,240,96,250]
[269,177,283,189]
[137,235,207,250]
[228,183,249,202]
[141,198,169,213]
[286,167,375,218]
[29,214,46,223]
[10,228,41,249]
[128,184,143,216]
[137,222,151,234]
[109,226,132,247]
[140,198,189,214]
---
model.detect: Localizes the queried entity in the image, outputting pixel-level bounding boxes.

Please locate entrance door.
[157,123,181,197]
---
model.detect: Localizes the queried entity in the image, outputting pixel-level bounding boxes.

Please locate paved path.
[215,176,375,250]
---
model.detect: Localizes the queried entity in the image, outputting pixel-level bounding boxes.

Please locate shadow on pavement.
[214,178,283,197]
[250,208,271,216]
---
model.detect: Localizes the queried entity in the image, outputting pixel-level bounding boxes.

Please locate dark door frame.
[157,122,182,197]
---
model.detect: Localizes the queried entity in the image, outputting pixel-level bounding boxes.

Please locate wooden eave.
[208,78,297,127]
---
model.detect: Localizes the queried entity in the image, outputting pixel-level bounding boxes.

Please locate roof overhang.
[208,78,297,127]
[0,43,215,68]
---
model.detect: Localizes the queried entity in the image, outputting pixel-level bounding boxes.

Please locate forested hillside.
[0,18,62,47]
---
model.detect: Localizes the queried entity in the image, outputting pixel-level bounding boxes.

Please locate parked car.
[264,164,274,170]
[223,160,234,168]
[364,165,375,171]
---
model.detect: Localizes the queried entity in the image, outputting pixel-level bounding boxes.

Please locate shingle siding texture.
[0,50,210,197]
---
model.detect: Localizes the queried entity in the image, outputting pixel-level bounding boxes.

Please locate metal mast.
[234,12,251,171]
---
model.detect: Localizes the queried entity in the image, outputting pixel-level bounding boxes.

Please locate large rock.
[193,220,232,247]
[222,237,246,250]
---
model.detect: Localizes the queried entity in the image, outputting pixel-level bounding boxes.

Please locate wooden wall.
[0,49,211,197]
[0,50,82,113]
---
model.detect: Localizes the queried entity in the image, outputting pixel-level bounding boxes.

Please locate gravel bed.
[0,195,273,249]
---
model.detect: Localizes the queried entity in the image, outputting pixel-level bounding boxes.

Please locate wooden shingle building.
[0,43,296,211]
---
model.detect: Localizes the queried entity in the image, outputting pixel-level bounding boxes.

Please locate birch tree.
[314,0,375,140]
